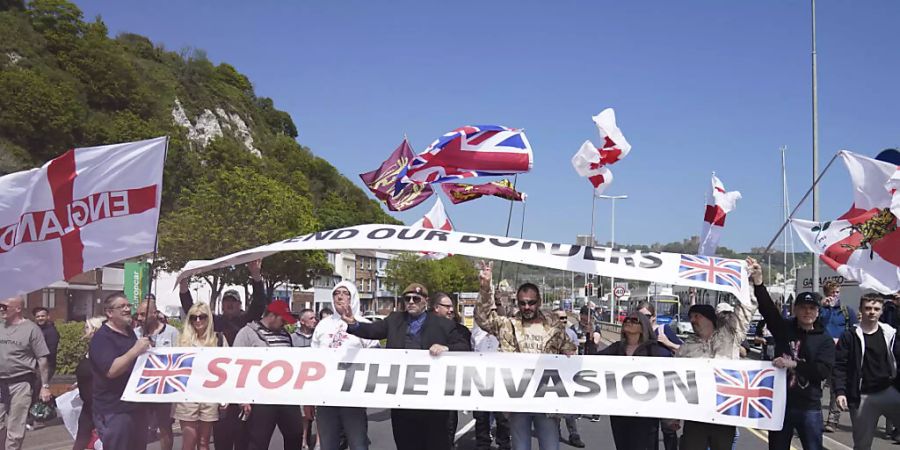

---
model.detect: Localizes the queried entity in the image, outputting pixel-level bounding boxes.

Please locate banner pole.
[144,135,168,336]
[513,200,527,286]
[762,151,840,255]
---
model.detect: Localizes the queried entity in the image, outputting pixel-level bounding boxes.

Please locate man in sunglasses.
[341,283,470,450]
[473,261,576,450]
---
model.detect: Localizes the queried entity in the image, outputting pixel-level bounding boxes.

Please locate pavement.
[21,325,900,449]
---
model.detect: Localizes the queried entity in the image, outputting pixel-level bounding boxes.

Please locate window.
[42,289,56,309]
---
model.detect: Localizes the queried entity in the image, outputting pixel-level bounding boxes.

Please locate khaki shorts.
[173,402,219,422]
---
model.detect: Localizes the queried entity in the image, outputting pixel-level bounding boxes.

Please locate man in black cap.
[340,283,469,450]
[750,258,834,450]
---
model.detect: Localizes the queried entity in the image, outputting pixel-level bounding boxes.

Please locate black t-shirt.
[860,327,893,394]
[75,357,93,413]
[89,324,139,414]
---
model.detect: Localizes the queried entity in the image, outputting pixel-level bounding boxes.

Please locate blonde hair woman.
[72,317,105,450]
[174,303,224,450]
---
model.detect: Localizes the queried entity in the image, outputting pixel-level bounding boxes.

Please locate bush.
[55,320,86,376]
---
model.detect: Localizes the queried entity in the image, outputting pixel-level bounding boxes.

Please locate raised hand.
[478,260,493,287]
[746,257,763,286]
[248,259,263,280]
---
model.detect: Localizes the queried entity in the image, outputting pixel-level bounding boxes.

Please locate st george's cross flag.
[792,151,900,294]
[411,198,454,260]
[698,174,742,256]
[396,125,533,190]
[0,137,166,299]
[890,168,900,219]
[571,108,632,194]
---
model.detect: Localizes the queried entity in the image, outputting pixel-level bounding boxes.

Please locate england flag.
[571,108,631,194]
[698,174,742,256]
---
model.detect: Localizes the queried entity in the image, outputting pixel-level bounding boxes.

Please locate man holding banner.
[341,282,469,450]
[474,262,576,450]
[676,259,757,450]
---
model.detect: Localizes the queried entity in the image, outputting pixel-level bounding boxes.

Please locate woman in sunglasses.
[174,303,225,450]
[599,310,673,450]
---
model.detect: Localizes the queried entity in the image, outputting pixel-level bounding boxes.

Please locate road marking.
[822,435,853,450]
[455,419,476,441]
[744,427,798,450]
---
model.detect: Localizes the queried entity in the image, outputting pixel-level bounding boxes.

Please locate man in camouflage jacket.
[474,261,575,450]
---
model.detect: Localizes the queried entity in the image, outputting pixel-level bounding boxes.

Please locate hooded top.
[599,311,670,357]
[311,281,378,349]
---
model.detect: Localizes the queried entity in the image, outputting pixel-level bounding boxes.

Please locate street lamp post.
[596,194,628,320]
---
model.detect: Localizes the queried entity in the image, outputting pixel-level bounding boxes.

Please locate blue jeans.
[508,412,559,450]
[768,407,823,450]
[316,406,369,450]
[93,409,147,450]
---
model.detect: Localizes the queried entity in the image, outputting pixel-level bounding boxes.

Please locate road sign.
[614,286,626,298]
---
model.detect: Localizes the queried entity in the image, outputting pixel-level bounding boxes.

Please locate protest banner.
[176,224,751,306]
[124,347,786,430]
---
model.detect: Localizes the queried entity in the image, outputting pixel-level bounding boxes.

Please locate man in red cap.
[233,300,301,450]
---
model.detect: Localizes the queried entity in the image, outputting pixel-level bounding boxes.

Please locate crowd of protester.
[1,257,899,450]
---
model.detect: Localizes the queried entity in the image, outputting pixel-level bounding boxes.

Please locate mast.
[811,0,821,293]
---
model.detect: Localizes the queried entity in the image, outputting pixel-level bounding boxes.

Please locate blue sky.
[75,1,899,252]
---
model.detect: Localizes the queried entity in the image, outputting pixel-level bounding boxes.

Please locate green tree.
[385,253,478,296]
[158,167,325,311]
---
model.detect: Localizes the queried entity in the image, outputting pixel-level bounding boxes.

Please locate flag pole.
[811,0,821,293]
[513,199,527,286]
[762,150,839,255]
[497,174,519,282]
[144,135,169,337]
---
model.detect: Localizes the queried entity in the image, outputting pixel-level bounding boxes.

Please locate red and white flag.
[697,174,742,256]
[792,151,900,294]
[890,168,900,219]
[412,198,453,260]
[571,108,631,194]
[0,137,166,299]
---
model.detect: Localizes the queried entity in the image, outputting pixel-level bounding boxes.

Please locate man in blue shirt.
[89,292,151,450]
[819,280,857,433]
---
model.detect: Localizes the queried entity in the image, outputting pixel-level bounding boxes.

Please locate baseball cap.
[222,289,241,302]
[795,292,822,307]
[579,305,591,315]
[403,283,429,297]
[266,300,297,324]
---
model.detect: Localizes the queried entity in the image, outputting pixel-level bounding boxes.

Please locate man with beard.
[474,262,576,450]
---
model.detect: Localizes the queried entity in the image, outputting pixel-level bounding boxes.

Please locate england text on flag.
[0,137,166,299]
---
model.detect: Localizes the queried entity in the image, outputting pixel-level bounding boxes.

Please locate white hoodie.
[311,281,379,349]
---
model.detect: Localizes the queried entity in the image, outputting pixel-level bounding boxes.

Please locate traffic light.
[585,283,593,297]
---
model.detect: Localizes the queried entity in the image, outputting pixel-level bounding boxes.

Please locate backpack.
[840,305,851,330]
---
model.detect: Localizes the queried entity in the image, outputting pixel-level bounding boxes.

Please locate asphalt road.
[22,390,899,450]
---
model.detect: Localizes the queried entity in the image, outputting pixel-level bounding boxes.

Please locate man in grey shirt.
[1,296,51,450]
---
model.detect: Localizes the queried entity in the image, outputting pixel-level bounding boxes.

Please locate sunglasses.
[0,304,7,311]
[624,317,641,324]
[189,314,209,322]
[405,295,424,303]
[436,303,453,309]
[517,300,539,307]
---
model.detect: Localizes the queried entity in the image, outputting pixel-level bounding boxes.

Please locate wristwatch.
[41,384,50,389]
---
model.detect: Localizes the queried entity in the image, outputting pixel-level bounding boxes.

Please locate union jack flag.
[135,353,195,395]
[678,255,743,290]
[396,125,532,191]
[715,368,775,419]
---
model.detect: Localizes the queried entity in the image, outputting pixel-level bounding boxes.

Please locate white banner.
[0,137,166,298]
[124,347,786,430]
[176,224,750,306]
